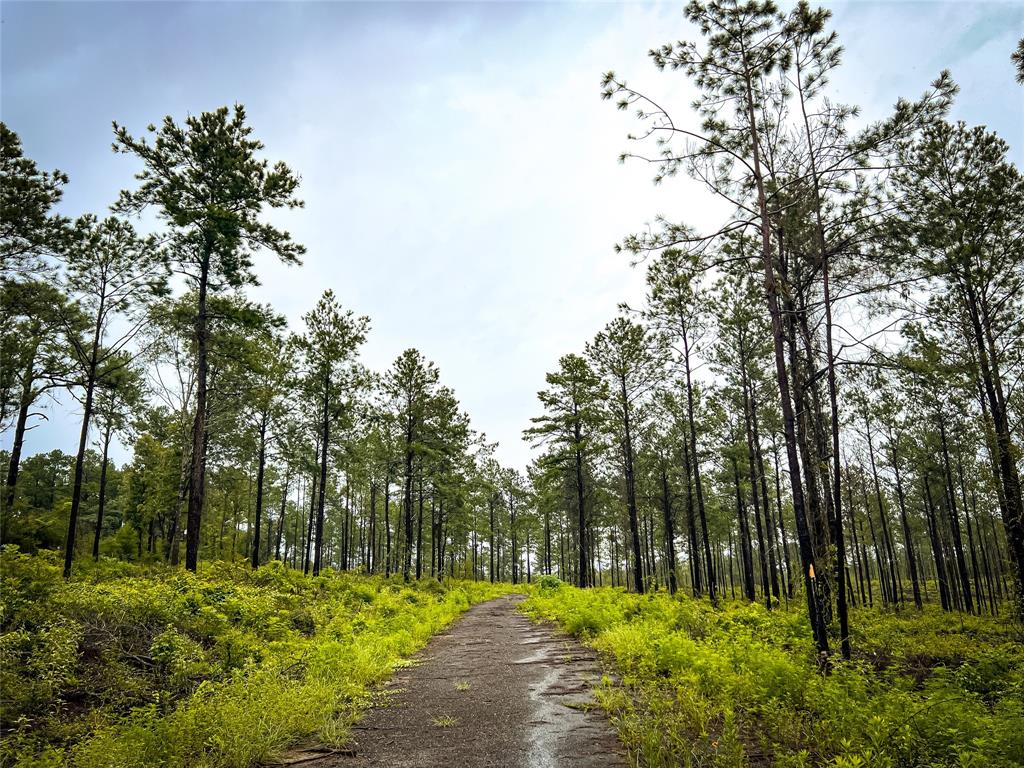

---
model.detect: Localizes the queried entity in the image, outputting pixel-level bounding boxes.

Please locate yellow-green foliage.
[0,547,508,768]
[523,584,1024,768]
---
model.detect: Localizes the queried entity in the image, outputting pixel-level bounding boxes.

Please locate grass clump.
[0,547,508,767]
[522,586,1023,767]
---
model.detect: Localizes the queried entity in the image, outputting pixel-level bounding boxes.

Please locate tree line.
[2,109,538,587]
[524,0,1023,660]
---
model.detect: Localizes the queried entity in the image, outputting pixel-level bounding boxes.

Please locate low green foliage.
[523,586,1024,768]
[536,574,565,590]
[0,547,508,767]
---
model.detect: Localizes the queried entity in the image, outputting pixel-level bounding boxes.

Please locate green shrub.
[523,587,1023,768]
[0,550,509,768]
[537,575,563,590]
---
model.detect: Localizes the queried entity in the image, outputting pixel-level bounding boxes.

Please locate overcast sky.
[2,0,1021,471]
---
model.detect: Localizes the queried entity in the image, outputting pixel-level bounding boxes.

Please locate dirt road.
[300,593,626,767]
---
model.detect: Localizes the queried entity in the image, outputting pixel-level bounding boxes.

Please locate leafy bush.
[537,575,564,590]
[0,548,508,767]
[523,586,1024,768]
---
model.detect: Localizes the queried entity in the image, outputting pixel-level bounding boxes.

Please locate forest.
[2,2,1023,767]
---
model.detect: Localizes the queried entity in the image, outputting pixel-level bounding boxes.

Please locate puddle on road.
[525,651,562,768]
[517,620,622,768]
[513,651,548,665]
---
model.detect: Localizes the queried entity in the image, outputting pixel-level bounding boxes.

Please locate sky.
[2,0,1022,472]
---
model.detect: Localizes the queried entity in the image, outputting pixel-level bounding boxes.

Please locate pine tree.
[91,357,144,560]
[1,280,78,525]
[891,121,1024,608]
[525,353,606,587]
[114,105,304,572]
[0,122,69,279]
[61,215,166,577]
[383,349,439,582]
[643,249,718,602]
[587,317,665,593]
[296,290,369,576]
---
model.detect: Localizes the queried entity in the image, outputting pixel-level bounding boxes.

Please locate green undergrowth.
[522,583,1024,768]
[0,547,509,768]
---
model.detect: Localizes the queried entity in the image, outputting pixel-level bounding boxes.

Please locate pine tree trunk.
[848,478,866,607]
[510,487,518,585]
[923,476,950,611]
[313,381,330,576]
[740,362,772,608]
[3,353,36,523]
[544,509,551,575]
[741,62,827,653]
[866,417,901,605]
[384,472,392,577]
[620,375,644,594]
[251,417,268,569]
[574,435,588,588]
[403,422,414,583]
[960,273,1024,606]
[416,475,424,580]
[489,495,496,583]
[64,289,106,579]
[184,245,212,572]
[888,432,922,609]
[92,422,112,560]
[661,465,678,595]
[682,436,702,596]
[275,472,289,562]
[731,454,756,601]
[304,455,318,574]
[939,418,973,613]
[772,437,794,600]
[747,382,780,604]
[682,324,715,603]
[797,55,849,656]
